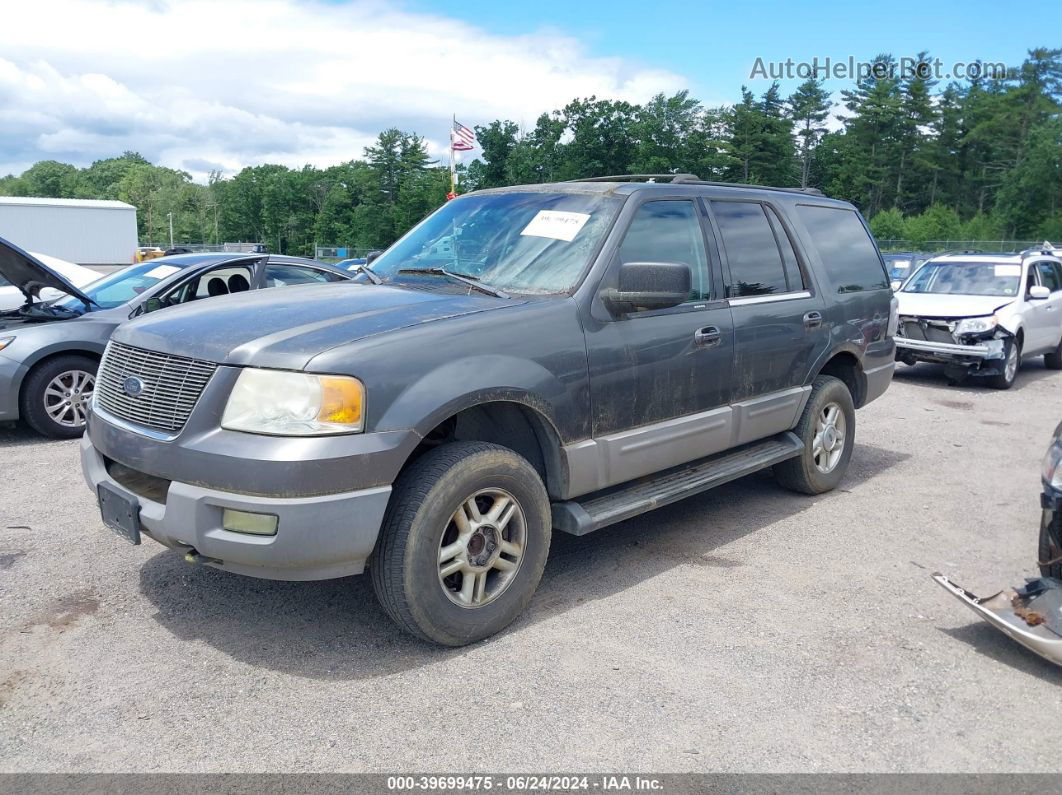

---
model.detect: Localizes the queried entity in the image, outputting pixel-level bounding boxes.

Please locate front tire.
[987,338,1021,390]
[370,441,551,646]
[19,354,98,439]
[774,375,856,495]
[1039,513,1062,579]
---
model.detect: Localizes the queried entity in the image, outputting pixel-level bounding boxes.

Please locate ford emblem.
[122,376,144,397]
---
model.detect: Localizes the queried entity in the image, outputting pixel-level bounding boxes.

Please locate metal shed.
[0,196,138,266]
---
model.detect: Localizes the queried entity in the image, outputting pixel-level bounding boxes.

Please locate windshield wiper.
[352,263,383,284]
[397,267,510,299]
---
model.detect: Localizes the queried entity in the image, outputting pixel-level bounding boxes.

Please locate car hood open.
[0,235,94,307]
[111,281,522,370]
[895,291,1015,318]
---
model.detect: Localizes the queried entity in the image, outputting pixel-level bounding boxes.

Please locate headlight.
[1044,441,1062,490]
[221,368,365,435]
[953,316,997,335]
[0,336,14,352]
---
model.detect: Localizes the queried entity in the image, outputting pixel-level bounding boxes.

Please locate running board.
[551,432,803,536]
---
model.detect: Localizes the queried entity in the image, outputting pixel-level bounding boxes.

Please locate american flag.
[451,120,476,151]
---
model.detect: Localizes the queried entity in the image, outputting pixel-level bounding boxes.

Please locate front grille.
[898,316,955,344]
[95,342,218,434]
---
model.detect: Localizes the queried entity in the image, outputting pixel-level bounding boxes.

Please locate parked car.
[0,250,100,311]
[882,252,929,288]
[934,420,1062,667]
[894,248,1062,388]
[81,175,896,645]
[0,236,352,438]
[336,257,367,271]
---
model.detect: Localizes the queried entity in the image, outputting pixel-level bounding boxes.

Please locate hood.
[0,235,94,307]
[113,281,522,369]
[895,290,1015,319]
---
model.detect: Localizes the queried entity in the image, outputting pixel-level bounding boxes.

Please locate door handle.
[695,326,722,347]
[803,311,823,329]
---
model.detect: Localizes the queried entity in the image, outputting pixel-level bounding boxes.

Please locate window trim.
[728,290,812,307]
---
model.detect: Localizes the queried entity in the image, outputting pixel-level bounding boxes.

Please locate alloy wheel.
[812,401,846,474]
[437,488,526,608]
[43,369,95,428]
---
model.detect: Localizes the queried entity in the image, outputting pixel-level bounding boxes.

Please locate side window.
[1036,261,1062,292]
[162,265,253,305]
[764,205,805,291]
[795,205,888,293]
[618,200,710,301]
[264,264,344,288]
[711,201,789,297]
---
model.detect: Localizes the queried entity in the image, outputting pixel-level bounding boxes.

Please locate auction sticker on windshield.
[520,210,591,242]
[994,264,1021,277]
[145,264,181,279]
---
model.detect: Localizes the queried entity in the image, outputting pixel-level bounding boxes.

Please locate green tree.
[787,78,831,188]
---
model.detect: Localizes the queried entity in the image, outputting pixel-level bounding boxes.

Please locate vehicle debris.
[933,573,1062,666]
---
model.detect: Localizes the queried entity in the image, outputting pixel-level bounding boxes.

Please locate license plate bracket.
[98,483,142,545]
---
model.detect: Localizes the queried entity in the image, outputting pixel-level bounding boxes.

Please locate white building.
[0,196,138,266]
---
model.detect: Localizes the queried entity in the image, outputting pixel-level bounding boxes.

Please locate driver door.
[583,198,735,489]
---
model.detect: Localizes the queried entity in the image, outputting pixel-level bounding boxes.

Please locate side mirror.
[602,262,691,315]
[142,297,164,314]
[890,280,902,291]
[365,250,384,265]
[1029,285,1051,300]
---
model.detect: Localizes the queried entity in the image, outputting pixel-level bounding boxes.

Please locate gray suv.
[81,175,897,645]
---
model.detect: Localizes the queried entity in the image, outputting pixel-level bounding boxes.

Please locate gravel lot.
[1,360,1060,773]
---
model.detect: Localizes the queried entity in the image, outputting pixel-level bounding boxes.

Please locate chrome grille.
[95,342,217,434]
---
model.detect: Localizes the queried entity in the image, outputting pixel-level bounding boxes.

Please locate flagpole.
[449,114,457,196]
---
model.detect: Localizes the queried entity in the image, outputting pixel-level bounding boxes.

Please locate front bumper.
[934,573,1062,667]
[895,335,1006,371]
[0,353,27,421]
[81,434,392,580]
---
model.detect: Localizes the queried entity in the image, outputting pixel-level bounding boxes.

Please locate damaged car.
[894,247,1062,388]
[933,421,1062,667]
[0,236,352,438]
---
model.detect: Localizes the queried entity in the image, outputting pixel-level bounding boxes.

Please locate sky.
[1,0,1057,182]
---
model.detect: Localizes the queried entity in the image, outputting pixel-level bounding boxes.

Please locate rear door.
[707,198,828,443]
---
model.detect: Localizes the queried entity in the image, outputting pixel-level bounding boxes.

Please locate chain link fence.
[877,239,1053,253]
[314,246,381,262]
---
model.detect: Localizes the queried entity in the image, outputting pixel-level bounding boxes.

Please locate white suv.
[894,246,1062,388]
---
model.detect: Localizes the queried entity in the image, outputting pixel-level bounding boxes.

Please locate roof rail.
[565,174,824,196]
[1019,240,1060,257]
[567,174,700,183]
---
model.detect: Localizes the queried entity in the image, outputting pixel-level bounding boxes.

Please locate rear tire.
[774,375,856,495]
[370,441,551,646]
[986,338,1021,390]
[1045,335,1062,370]
[19,354,98,439]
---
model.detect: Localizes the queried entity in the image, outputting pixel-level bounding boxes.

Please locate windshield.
[902,260,1022,297]
[369,191,622,294]
[884,257,912,280]
[55,261,184,311]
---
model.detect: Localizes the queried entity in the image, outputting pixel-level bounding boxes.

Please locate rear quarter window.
[797,205,888,293]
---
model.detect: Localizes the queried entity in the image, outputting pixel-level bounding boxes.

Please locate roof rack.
[1019,241,1060,257]
[566,174,825,196]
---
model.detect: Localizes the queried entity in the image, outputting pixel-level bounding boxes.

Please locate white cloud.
[0,0,688,181]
